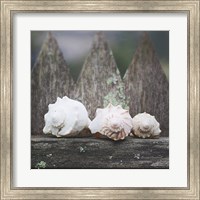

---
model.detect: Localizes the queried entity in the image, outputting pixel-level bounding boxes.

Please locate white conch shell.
[131,112,161,138]
[43,96,91,137]
[89,103,133,141]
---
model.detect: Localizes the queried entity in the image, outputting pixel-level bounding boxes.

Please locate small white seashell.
[89,103,133,141]
[131,112,161,138]
[43,96,91,137]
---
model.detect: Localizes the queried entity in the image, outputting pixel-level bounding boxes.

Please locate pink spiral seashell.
[89,103,133,141]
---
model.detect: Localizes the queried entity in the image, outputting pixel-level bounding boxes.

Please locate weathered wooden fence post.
[31,32,74,134]
[32,31,169,136]
[124,32,169,136]
[74,32,128,118]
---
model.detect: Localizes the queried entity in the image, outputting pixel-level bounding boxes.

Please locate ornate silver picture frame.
[1,0,199,199]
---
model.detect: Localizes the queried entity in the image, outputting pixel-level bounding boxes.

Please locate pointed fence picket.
[31,32,74,134]
[124,33,169,136]
[74,32,128,118]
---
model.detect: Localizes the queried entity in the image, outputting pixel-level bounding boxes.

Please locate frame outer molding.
[1,0,199,199]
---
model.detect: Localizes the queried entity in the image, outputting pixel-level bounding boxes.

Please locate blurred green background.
[31,31,169,80]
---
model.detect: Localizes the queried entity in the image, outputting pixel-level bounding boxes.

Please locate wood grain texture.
[124,33,169,136]
[31,136,169,169]
[31,32,74,134]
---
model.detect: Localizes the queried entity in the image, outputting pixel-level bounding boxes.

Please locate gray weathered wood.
[124,33,169,136]
[31,136,169,169]
[74,32,128,118]
[31,32,74,134]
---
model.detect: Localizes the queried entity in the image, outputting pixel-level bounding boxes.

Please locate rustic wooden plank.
[124,32,169,136]
[31,32,74,134]
[74,32,128,118]
[31,136,169,169]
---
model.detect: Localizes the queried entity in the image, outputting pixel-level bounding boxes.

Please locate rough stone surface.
[124,32,169,136]
[31,135,169,169]
[74,32,128,118]
[31,32,74,134]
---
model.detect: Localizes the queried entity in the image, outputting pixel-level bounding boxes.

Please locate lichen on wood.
[31,32,74,134]
[124,32,169,136]
[74,32,128,118]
